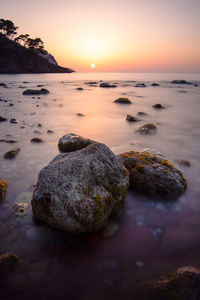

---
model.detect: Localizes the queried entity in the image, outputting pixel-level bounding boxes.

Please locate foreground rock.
[3,148,20,159]
[171,80,192,85]
[117,151,187,199]
[58,133,94,152]
[0,253,20,276]
[32,143,129,233]
[137,123,157,134]
[114,98,132,104]
[0,116,7,122]
[0,180,8,201]
[23,88,49,95]
[126,115,141,122]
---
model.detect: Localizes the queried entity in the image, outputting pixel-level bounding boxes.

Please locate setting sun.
[91,63,95,68]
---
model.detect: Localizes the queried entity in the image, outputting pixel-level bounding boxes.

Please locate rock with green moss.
[117,151,187,199]
[32,142,129,234]
[58,133,94,153]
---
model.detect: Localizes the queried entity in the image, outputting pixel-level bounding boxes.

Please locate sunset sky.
[1,0,200,72]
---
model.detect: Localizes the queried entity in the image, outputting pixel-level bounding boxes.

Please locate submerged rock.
[114,97,132,104]
[137,112,148,116]
[175,159,191,167]
[76,113,84,117]
[13,202,29,218]
[135,83,146,87]
[0,180,8,201]
[99,83,117,88]
[76,87,83,90]
[31,142,129,234]
[0,253,20,275]
[137,123,157,134]
[171,80,192,85]
[152,104,165,109]
[151,83,160,86]
[10,118,19,124]
[3,148,20,159]
[31,138,44,143]
[0,82,7,87]
[23,88,49,95]
[0,116,7,122]
[58,133,94,153]
[117,151,187,199]
[126,115,141,122]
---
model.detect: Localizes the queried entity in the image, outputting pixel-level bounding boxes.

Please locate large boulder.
[32,143,129,234]
[117,151,187,199]
[58,133,94,152]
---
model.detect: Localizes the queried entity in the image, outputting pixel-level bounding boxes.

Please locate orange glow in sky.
[1,0,200,72]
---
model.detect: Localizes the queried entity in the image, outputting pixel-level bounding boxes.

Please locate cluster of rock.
[31,134,187,234]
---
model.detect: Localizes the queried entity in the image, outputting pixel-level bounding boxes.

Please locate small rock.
[85,82,98,85]
[76,87,84,90]
[9,103,14,107]
[37,85,44,87]
[175,159,191,167]
[13,202,29,217]
[151,83,160,86]
[37,123,42,127]
[194,84,198,87]
[3,148,20,159]
[33,130,42,134]
[5,140,18,143]
[58,133,94,152]
[114,97,132,104]
[0,253,20,275]
[31,138,44,143]
[0,180,8,201]
[47,130,54,133]
[126,114,140,122]
[76,113,84,117]
[137,112,148,116]
[171,80,192,84]
[0,82,7,88]
[23,88,49,95]
[10,118,19,124]
[0,116,7,122]
[135,83,146,87]
[137,123,157,134]
[99,83,117,88]
[152,104,165,109]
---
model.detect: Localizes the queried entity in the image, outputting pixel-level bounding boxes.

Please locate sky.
[1,0,200,72]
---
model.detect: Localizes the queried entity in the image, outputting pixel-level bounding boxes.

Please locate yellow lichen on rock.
[0,180,8,201]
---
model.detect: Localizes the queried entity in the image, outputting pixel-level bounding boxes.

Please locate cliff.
[0,33,75,74]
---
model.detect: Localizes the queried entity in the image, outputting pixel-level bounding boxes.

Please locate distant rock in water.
[117,151,187,199]
[137,123,157,134]
[0,33,74,74]
[135,83,146,87]
[137,112,148,116]
[0,82,7,87]
[114,98,132,104]
[126,115,141,122]
[99,83,117,88]
[151,83,160,86]
[3,148,20,159]
[31,138,44,143]
[175,159,191,167]
[58,133,94,153]
[23,88,49,95]
[171,80,192,85]
[10,118,19,123]
[152,104,165,109]
[0,116,7,122]
[76,87,84,91]
[31,142,129,234]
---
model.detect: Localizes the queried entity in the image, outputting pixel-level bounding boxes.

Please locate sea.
[0,72,200,299]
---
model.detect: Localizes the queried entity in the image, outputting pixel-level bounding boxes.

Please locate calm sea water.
[0,72,200,299]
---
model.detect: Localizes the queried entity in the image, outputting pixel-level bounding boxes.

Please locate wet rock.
[194,84,198,87]
[37,123,42,127]
[85,82,98,85]
[76,113,84,117]
[0,82,7,87]
[47,130,54,133]
[152,104,165,109]
[76,87,84,90]
[31,138,44,143]
[10,118,19,124]
[117,151,187,199]
[5,140,18,143]
[102,221,119,237]
[171,80,192,85]
[135,83,146,87]
[58,133,94,153]
[137,112,148,116]
[3,148,20,159]
[23,88,49,95]
[37,84,44,87]
[0,180,8,201]
[13,202,29,217]
[137,123,157,134]
[175,159,191,167]
[32,142,129,233]
[0,253,20,275]
[0,116,7,122]
[99,82,117,88]
[151,83,160,86]
[9,103,14,107]
[126,114,140,122]
[114,97,132,104]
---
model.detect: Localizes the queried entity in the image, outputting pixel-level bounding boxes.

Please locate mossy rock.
[117,151,187,199]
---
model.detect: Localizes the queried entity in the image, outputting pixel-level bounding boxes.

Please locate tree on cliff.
[14,34,29,46]
[25,37,44,51]
[0,19,18,38]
